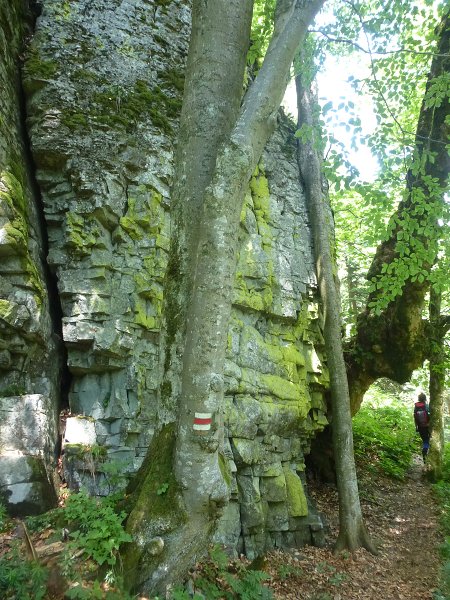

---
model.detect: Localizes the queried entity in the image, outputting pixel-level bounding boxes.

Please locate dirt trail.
[266,456,443,599]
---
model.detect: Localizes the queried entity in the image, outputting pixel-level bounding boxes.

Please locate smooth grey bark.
[345,256,359,332]
[159,0,253,422]
[427,287,445,481]
[125,0,253,592]
[175,0,326,530]
[125,0,326,594]
[296,77,376,554]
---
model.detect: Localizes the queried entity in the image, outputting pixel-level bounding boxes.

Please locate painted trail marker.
[193,412,212,434]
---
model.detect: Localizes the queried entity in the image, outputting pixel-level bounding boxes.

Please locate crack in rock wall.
[2,0,331,555]
[0,0,60,515]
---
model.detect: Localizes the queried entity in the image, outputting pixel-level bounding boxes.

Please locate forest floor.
[0,454,444,599]
[265,454,443,600]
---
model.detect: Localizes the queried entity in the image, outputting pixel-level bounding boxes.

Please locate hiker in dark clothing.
[414,392,430,463]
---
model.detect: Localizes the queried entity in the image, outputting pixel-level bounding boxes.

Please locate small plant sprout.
[156,482,169,495]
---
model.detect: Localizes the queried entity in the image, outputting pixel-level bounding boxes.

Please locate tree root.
[333,521,378,556]
[123,518,212,596]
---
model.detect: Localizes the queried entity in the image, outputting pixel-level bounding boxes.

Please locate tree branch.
[345,9,450,413]
[310,28,449,58]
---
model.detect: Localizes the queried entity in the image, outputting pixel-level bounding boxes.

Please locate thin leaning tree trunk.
[427,286,445,481]
[296,77,376,554]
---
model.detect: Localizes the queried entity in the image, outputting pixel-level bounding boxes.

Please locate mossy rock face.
[20,0,190,492]
[0,1,60,508]
[22,46,58,92]
[284,467,308,517]
[14,0,328,559]
[219,128,327,556]
[260,473,287,502]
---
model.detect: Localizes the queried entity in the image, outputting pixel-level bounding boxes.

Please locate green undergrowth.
[162,545,274,600]
[352,401,416,480]
[432,442,450,600]
[63,491,132,568]
[0,544,48,600]
[0,502,7,531]
[0,490,133,599]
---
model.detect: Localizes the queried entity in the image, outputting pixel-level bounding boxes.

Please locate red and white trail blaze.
[193,412,212,432]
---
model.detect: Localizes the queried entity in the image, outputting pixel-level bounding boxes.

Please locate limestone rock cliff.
[0,0,59,515]
[0,0,330,555]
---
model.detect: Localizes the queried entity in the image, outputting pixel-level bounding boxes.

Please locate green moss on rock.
[23,46,58,80]
[283,467,308,517]
[134,298,159,331]
[56,76,182,134]
[0,299,14,321]
[159,68,185,93]
[65,212,99,256]
[92,80,181,135]
[234,275,269,312]
[0,170,27,215]
[1,222,27,251]
[0,383,26,397]
[249,168,273,249]
[61,111,88,130]
[260,473,287,502]
[250,170,270,220]
[120,188,165,241]
[120,215,143,241]
[218,452,232,487]
[234,167,277,312]
[0,171,45,301]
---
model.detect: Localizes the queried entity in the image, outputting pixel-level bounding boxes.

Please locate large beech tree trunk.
[345,10,450,414]
[158,0,254,423]
[123,1,325,594]
[296,79,376,553]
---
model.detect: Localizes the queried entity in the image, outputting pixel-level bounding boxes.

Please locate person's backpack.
[414,401,429,427]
